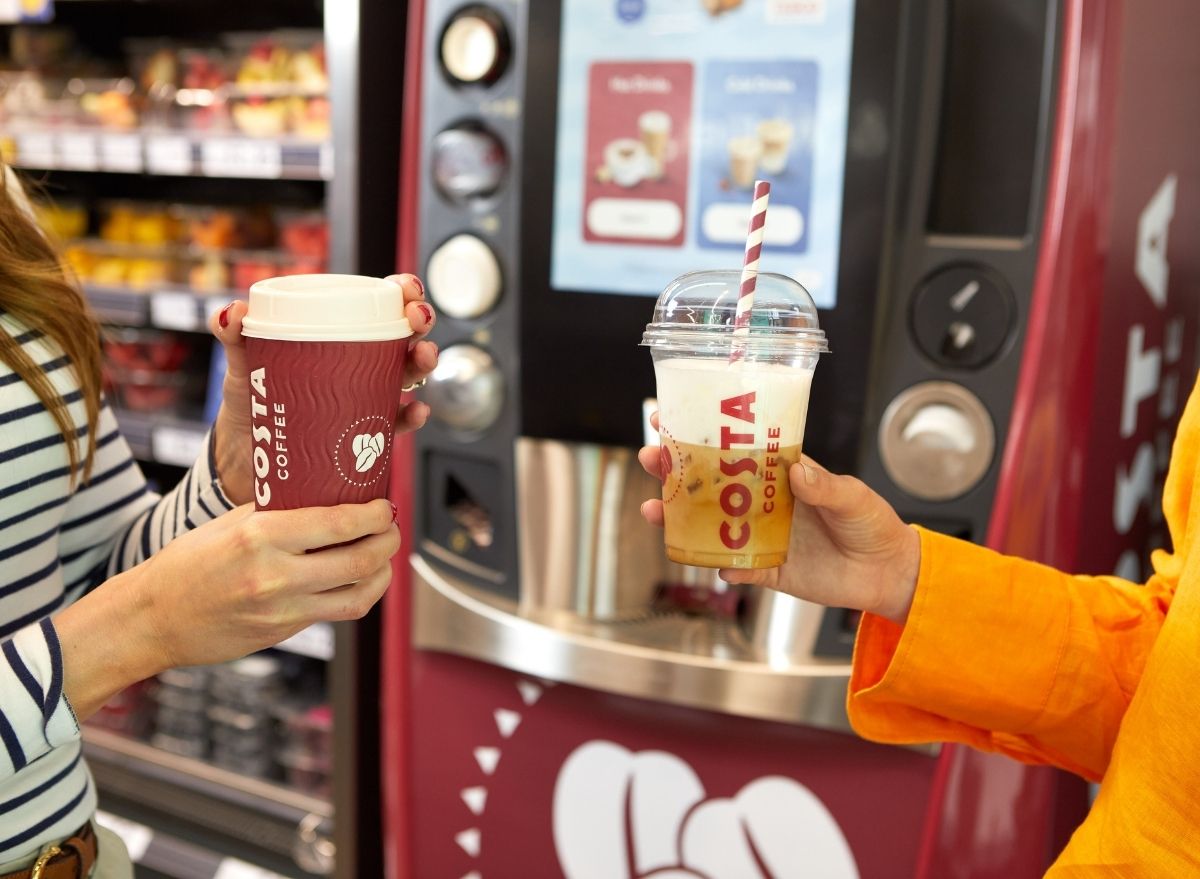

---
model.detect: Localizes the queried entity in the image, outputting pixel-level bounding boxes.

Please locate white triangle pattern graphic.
[474,746,501,775]
[516,680,543,706]
[461,786,488,816]
[494,708,522,738]
[455,828,481,858]
[461,873,482,879]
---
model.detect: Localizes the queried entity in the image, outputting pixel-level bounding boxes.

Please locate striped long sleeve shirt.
[0,312,234,860]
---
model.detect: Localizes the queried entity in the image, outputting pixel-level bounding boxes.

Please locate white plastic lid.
[242,274,414,342]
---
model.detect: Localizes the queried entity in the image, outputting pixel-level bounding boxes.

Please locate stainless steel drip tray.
[411,553,856,734]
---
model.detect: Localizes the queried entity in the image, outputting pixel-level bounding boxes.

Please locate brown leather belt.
[0,822,98,879]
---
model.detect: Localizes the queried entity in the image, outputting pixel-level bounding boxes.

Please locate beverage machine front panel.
[413,0,905,612]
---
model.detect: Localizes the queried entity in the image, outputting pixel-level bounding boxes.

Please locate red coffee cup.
[240,274,413,510]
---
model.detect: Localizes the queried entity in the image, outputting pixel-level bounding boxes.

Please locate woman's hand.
[209,273,439,505]
[638,426,920,625]
[57,499,400,718]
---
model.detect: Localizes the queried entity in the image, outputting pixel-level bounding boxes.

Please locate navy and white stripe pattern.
[0,313,234,860]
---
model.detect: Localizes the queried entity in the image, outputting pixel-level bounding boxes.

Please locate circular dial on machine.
[878,381,995,501]
[432,124,507,203]
[440,6,510,85]
[910,265,1016,369]
[426,233,503,319]
[423,344,504,433]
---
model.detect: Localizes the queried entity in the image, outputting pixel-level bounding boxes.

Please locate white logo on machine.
[333,416,392,487]
[553,739,859,879]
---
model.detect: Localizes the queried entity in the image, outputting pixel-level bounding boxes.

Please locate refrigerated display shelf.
[85,728,331,878]
[3,128,333,180]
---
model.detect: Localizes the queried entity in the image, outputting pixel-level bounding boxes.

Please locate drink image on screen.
[727,135,761,189]
[240,274,413,510]
[757,118,794,174]
[638,110,671,180]
[603,138,650,187]
[642,271,828,569]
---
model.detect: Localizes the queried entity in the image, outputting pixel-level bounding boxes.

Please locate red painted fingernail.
[389,501,398,523]
[413,277,425,299]
[417,303,434,325]
[218,303,233,329]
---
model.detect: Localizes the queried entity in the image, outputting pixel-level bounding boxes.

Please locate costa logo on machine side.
[249,366,290,507]
[718,391,782,549]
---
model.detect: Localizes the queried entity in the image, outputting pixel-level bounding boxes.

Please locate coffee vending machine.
[383,1,1200,877]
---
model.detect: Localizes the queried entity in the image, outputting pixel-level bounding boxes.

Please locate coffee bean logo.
[352,431,386,473]
[334,415,393,489]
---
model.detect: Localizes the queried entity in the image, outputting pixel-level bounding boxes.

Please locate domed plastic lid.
[641,270,829,356]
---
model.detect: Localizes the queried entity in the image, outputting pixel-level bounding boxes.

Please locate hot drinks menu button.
[440,6,510,85]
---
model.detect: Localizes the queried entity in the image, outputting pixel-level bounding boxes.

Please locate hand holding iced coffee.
[637,442,921,624]
[641,270,828,568]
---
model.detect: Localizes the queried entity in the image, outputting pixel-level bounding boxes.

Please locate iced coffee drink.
[655,359,811,567]
[643,270,828,569]
[757,118,793,175]
[727,136,761,189]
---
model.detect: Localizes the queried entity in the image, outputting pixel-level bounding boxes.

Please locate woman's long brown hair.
[0,166,102,484]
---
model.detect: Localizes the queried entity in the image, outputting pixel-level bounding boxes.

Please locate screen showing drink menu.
[550,0,857,308]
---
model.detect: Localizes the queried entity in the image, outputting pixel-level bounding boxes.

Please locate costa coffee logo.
[250,366,288,508]
[334,416,393,488]
[719,392,782,550]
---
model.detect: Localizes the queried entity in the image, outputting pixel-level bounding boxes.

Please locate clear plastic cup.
[641,271,829,569]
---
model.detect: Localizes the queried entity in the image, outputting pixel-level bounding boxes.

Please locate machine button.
[432,125,507,203]
[423,344,505,433]
[910,265,1016,369]
[440,7,510,85]
[878,382,995,501]
[426,233,503,319]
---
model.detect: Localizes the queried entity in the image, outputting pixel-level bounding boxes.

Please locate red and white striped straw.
[730,180,771,362]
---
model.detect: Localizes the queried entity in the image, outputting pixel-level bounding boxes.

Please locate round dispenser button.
[878,382,995,501]
[426,234,503,319]
[910,265,1016,369]
[440,8,509,85]
[432,125,507,203]
[423,344,504,433]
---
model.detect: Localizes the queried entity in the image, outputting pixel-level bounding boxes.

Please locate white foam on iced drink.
[653,357,813,448]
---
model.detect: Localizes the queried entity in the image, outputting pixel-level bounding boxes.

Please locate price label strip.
[151,424,208,469]
[58,132,99,171]
[201,139,283,179]
[145,135,194,175]
[213,859,289,879]
[99,133,143,173]
[150,290,203,332]
[94,811,154,862]
[277,623,334,661]
[15,132,55,168]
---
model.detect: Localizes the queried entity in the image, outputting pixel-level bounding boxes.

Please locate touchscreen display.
[550,0,856,308]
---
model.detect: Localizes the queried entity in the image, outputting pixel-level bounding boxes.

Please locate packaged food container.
[103,327,190,372]
[278,747,331,798]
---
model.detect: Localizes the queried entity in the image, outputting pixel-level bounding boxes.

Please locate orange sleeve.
[848,527,1179,782]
